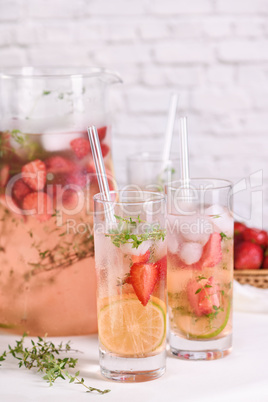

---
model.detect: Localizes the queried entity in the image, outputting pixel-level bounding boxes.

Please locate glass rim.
[94,190,166,205]
[127,152,180,162]
[166,178,233,191]
[0,66,123,82]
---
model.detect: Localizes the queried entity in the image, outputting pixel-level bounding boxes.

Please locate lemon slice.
[174,299,231,340]
[98,295,166,357]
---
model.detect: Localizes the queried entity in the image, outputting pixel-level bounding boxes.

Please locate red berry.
[130,262,158,306]
[22,192,53,222]
[45,156,75,174]
[21,159,47,191]
[131,250,150,264]
[155,255,167,280]
[262,250,268,269]
[101,143,110,158]
[242,227,268,248]
[97,126,107,142]
[234,241,263,270]
[187,276,220,317]
[12,178,31,203]
[234,221,247,245]
[70,138,90,159]
[201,233,222,268]
[234,222,247,236]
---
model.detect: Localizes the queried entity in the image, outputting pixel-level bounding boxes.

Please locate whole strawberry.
[262,249,268,269]
[242,227,268,248]
[234,241,263,270]
[234,221,247,246]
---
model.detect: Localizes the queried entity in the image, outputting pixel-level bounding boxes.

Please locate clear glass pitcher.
[0,67,121,336]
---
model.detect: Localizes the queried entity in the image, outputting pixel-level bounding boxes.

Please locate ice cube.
[205,204,225,216]
[120,240,152,256]
[212,211,234,237]
[180,215,213,246]
[167,214,182,254]
[179,242,203,265]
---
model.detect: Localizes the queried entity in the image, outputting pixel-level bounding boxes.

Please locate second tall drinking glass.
[94,190,167,381]
[166,179,233,360]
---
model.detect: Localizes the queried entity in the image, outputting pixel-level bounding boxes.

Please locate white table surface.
[1,311,268,402]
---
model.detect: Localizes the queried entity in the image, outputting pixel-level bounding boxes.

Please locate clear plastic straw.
[87,126,116,223]
[161,92,178,171]
[179,116,191,199]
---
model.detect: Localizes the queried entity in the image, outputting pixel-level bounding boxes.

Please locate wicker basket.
[234,269,268,289]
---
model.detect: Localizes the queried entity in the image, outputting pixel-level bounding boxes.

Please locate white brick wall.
[0,0,268,225]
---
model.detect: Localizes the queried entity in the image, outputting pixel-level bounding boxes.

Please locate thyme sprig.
[0,334,110,394]
[106,215,166,249]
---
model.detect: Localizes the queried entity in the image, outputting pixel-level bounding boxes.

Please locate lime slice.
[174,299,231,340]
[98,295,166,357]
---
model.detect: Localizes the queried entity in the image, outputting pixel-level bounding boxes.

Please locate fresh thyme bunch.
[0,333,110,394]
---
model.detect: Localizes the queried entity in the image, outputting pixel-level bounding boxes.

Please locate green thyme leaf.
[195,288,202,294]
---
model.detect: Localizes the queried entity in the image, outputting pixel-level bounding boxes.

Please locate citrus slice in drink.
[174,298,231,340]
[98,295,166,357]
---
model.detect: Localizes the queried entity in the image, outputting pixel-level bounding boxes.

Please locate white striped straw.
[179,116,191,199]
[161,92,178,172]
[87,125,116,223]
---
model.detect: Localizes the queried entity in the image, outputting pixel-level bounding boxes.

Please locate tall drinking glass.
[127,152,180,192]
[94,190,167,381]
[166,179,233,360]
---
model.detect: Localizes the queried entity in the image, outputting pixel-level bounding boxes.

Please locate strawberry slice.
[22,192,53,222]
[131,250,150,264]
[198,277,220,315]
[155,255,167,280]
[21,159,47,191]
[97,126,107,142]
[187,276,220,317]
[0,164,10,187]
[101,143,110,158]
[130,262,158,306]
[12,178,31,203]
[70,138,91,159]
[45,156,75,174]
[201,232,222,267]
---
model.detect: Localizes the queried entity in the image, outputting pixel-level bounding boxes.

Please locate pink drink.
[0,128,115,336]
[166,180,233,360]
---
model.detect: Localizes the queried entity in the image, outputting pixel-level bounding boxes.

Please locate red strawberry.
[21,159,46,191]
[201,233,222,268]
[66,170,88,188]
[198,277,220,315]
[187,276,220,316]
[262,249,268,269]
[242,227,268,248]
[234,221,247,246]
[12,178,31,203]
[101,143,110,158]
[234,221,247,236]
[234,241,263,269]
[235,241,263,270]
[70,138,90,159]
[0,164,10,187]
[22,192,53,222]
[97,126,107,142]
[131,250,150,264]
[130,262,158,306]
[45,156,75,174]
[155,255,167,280]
